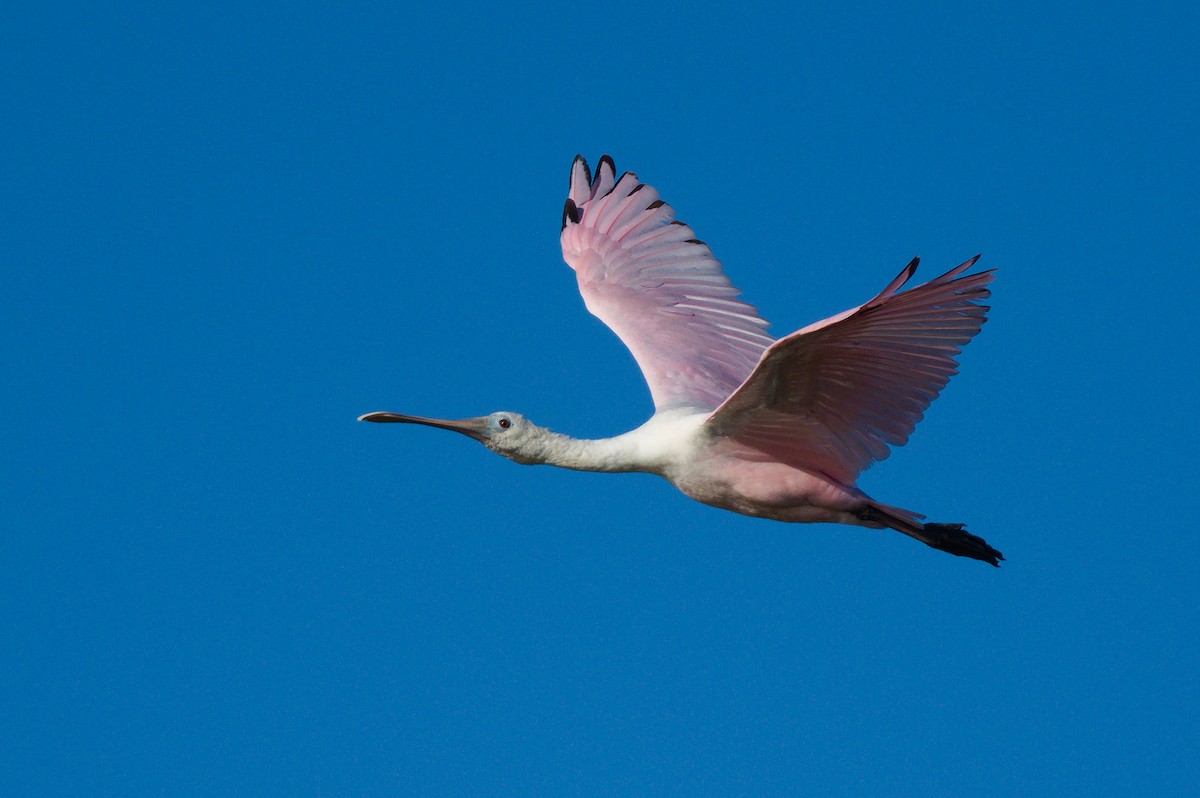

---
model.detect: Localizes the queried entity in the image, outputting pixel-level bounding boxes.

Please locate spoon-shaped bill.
[357,411,489,442]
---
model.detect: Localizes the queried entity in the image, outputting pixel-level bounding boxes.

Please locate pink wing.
[560,155,774,412]
[705,257,994,484]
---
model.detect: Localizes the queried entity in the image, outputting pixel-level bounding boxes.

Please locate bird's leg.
[857,506,1004,567]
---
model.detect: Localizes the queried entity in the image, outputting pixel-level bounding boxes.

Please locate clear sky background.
[3,2,1197,795]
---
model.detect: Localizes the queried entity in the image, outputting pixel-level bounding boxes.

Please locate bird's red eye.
[498,418,511,429]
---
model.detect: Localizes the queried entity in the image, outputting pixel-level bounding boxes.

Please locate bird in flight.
[361,155,1002,566]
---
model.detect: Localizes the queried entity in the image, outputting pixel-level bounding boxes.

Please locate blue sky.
[3,2,1197,794]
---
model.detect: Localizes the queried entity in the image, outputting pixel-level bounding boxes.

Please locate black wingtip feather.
[562,198,581,230]
[572,154,591,187]
[597,154,615,184]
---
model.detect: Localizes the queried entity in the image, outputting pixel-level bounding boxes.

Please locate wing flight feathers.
[560,155,773,411]
[560,155,993,461]
[705,257,994,483]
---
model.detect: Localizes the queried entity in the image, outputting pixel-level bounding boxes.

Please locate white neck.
[504,428,650,473]
[491,410,707,475]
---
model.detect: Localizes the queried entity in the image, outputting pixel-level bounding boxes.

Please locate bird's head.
[357,410,546,463]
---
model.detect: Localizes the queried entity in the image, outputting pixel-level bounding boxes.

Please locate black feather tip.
[572,154,591,188]
[562,198,581,230]
[597,154,615,185]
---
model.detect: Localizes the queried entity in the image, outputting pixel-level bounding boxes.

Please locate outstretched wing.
[560,155,773,412]
[705,257,994,484]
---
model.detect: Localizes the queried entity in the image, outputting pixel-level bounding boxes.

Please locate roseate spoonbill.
[361,155,1002,566]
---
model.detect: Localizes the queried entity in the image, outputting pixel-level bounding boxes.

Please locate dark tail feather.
[862,505,1004,567]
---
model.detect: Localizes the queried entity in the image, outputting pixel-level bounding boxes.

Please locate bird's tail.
[862,502,1004,567]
